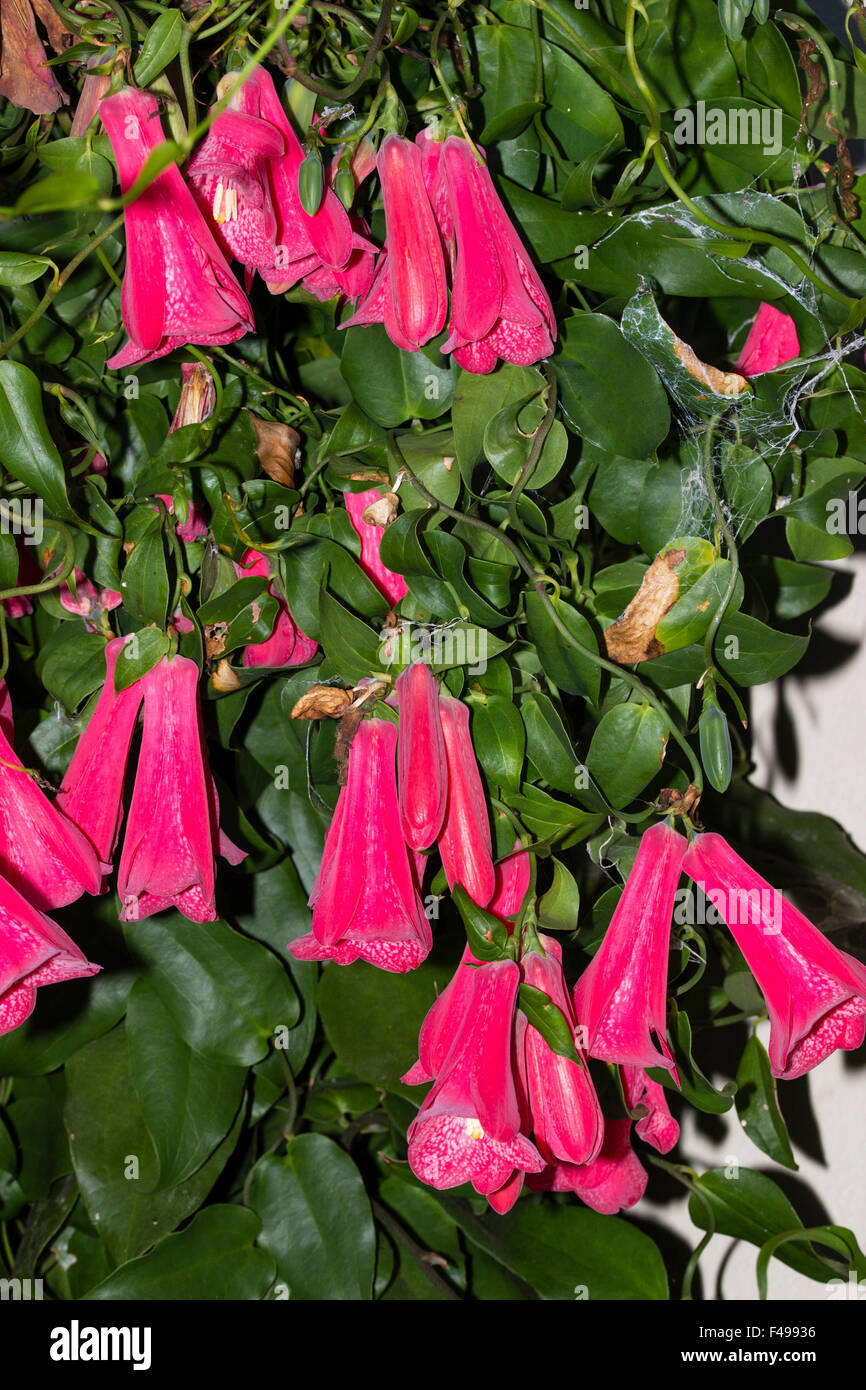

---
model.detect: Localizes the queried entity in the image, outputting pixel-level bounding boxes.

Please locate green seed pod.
[752,0,769,21]
[717,0,752,40]
[298,152,324,216]
[334,167,355,210]
[699,697,733,794]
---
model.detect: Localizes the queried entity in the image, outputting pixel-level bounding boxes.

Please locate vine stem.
[430,9,482,157]
[505,363,557,530]
[698,417,740,675]
[622,0,857,314]
[277,1,393,102]
[392,439,705,794]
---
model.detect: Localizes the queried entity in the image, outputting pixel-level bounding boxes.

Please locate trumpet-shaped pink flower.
[735,303,799,376]
[0,875,100,1037]
[683,832,866,1079]
[117,655,245,922]
[621,1064,679,1154]
[396,662,447,849]
[406,958,544,1194]
[289,719,431,972]
[341,133,447,350]
[521,935,604,1166]
[57,636,144,870]
[233,548,317,668]
[344,488,408,608]
[527,1118,648,1214]
[574,822,687,1075]
[100,87,254,369]
[0,684,104,910]
[433,133,557,374]
[437,697,495,908]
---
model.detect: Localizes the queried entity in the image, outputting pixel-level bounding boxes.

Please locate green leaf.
[14,172,100,213]
[114,628,171,692]
[39,628,107,711]
[124,916,299,1067]
[648,1008,737,1114]
[452,363,541,484]
[133,10,185,85]
[554,313,670,457]
[250,1139,376,1300]
[470,695,525,791]
[318,950,455,1093]
[521,690,582,797]
[716,612,808,686]
[0,362,75,519]
[688,1168,847,1284]
[524,592,600,704]
[87,1206,274,1300]
[447,1200,668,1300]
[127,979,247,1190]
[518,981,580,1062]
[735,1034,797,1169]
[0,968,135,1076]
[0,252,53,286]
[120,515,171,628]
[537,858,580,932]
[318,587,381,682]
[586,702,666,807]
[64,1024,243,1263]
[340,326,457,428]
[452,882,511,961]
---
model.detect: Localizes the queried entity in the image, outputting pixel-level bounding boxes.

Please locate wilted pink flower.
[344,488,408,608]
[234,548,317,668]
[289,719,431,972]
[56,636,144,870]
[99,87,254,369]
[432,133,556,374]
[0,0,65,115]
[59,568,122,626]
[528,1118,648,1214]
[70,66,109,136]
[406,958,544,1194]
[341,133,447,350]
[735,303,799,375]
[621,1064,679,1154]
[0,876,100,1037]
[396,661,447,849]
[170,361,217,432]
[437,697,495,908]
[117,654,245,922]
[0,684,104,910]
[573,822,687,1075]
[521,934,604,1166]
[683,833,866,1079]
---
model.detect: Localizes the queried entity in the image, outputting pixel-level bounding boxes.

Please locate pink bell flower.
[0,876,100,1037]
[432,133,557,374]
[735,303,799,376]
[56,636,144,870]
[573,821,687,1075]
[341,132,447,350]
[683,832,866,1079]
[521,934,604,1166]
[0,683,104,910]
[396,661,447,850]
[233,548,317,668]
[406,957,544,1195]
[621,1064,679,1154]
[527,1118,648,1214]
[344,488,408,608]
[99,87,254,369]
[437,696,496,908]
[289,719,431,972]
[117,654,246,922]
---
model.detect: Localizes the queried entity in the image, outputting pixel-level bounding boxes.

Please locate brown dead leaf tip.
[603,548,685,664]
[211,658,241,692]
[204,622,229,660]
[361,492,400,529]
[290,685,353,720]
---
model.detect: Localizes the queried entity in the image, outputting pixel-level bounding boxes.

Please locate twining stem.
[623,0,858,314]
[392,439,705,794]
[699,418,740,675]
[430,10,482,156]
[0,215,123,361]
[277,1,393,101]
[505,363,557,531]
[645,1155,716,1300]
